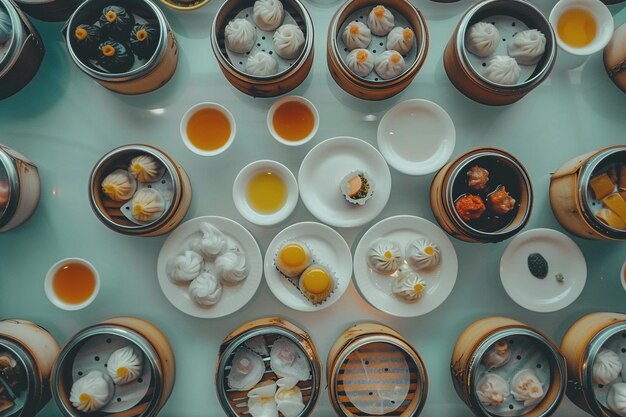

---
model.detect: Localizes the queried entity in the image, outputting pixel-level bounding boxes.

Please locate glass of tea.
[45,258,100,310]
[180,103,237,156]
[267,96,319,146]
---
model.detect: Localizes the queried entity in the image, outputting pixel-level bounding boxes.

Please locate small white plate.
[377,99,456,176]
[298,137,391,228]
[232,160,299,226]
[157,216,263,318]
[264,222,352,311]
[500,228,587,313]
[353,215,458,317]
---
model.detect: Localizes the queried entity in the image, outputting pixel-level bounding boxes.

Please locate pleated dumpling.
[167,250,203,283]
[346,49,374,77]
[483,55,520,85]
[367,5,394,36]
[465,22,499,57]
[101,169,136,201]
[510,369,545,407]
[128,154,160,183]
[225,18,256,54]
[374,50,405,80]
[245,51,278,76]
[366,239,402,274]
[476,373,509,407]
[69,370,114,412]
[130,188,165,222]
[342,22,371,51]
[387,26,414,55]
[189,272,222,306]
[275,377,305,417]
[253,0,284,32]
[592,348,622,385]
[607,383,626,417]
[406,237,441,271]
[273,24,305,59]
[215,249,249,284]
[190,222,227,260]
[106,346,143,385]
[507,29,546,65]
[0,9,11,44]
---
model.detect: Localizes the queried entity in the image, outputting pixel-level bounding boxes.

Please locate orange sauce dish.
[557,8,597,48]
[52,262,96,305]
[272,101,315,142]
[186,108,231,151]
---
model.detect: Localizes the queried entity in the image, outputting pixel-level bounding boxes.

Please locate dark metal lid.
[0,148,18,229]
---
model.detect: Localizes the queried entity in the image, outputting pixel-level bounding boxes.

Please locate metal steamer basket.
[215,317,321,417]
[65,0,178,94]
[0,144,40,233]
[13,0,81,22]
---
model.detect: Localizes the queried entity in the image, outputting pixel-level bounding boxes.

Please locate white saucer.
[157,216,263,318]
[353,215,458,317]
[264,221,352,311]
[298,137,391,228]
[500,228,587,313]
[377,99,456,175]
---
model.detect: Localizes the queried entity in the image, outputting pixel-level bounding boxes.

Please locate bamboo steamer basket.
[0,144,40,233]
[13,0,80,22]
[549,145,626,241]
[327,322,428,417]
[0,319,61,417]
[88,144,192,237]
[327,0,429,101]
[443,0,556,106]
[604,22,626,93]
[211,0,314,98]
[561,312,626,417]
[65,0,178,95]
[159,0,209,12]
[215,317,321,417]
[51,317,175,417]
[451,316,567,417]
[0,0,44,100]
[430,147,533,243]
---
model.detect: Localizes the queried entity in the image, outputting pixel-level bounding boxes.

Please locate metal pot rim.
[0,0,25,77]
[0,336,38,417]
[0,147,19,229]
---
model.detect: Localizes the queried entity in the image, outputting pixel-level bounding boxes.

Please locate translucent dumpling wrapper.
[189,272,222,306]
[227,348,265,391]
[374,50,405,80]
[367,5,394,36]
[392,265,426,303]
[275,377,305,417]
[128,155,160,183]
[270,337,310,381]
[245,335,269,356]
[273,24,305,59]
[248,381,278,417]
[510,369,545,407]
[476,373,509,407]
[465,22,499,57]
[167,250,203,283]
[342,22,371,51]
[190,222,227,260]
[215,248,249,284]
[346,49,374,78]
[483,55,520,86]
[253,0,284,32]
[607,383,626,417]
[246,51,278,76]
[0,9,11,44]
[592,348,622,385]
[366,238,402,274]
[387,26,414,55]
[225,18,256,54]
[69,370,114,412]
[406,237,441,271]
[507,29,546,65]
[130,188,165,222]
[106,346,143,385]
[482,340,511,368]
[101,169,136,201]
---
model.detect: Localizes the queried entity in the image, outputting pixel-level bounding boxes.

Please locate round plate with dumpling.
[157,216,263,318]
[353,215,458,317]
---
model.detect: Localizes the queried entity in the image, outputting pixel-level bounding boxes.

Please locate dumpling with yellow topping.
[392,265,426,303]
[367,239,402,275]
[130,188,165,222]
[101,169,136,201]
[128,154,160,183]
[387,26,414,55]
[298,264,334,305]
[275,241,312,278]
[106,346,143,385]
[406,237,440,271]
[69,370,114,412]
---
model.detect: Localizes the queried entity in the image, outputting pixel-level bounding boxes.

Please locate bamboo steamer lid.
[604,22,626,92]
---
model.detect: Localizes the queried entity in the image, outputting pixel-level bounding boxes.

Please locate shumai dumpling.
[101,169,136,201]
[130,188,165,222]
[406,237,441,271]
[128,154,160,183]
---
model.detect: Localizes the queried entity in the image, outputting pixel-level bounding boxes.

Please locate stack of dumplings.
[223,0,306,77]
[465,21,546,85]
[341,5,415,80]
[166,222,249,307]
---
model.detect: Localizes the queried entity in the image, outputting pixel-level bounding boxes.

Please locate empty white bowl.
[233,160,299,226]
[267,96,319,146]
[180,102,236,156]
[549,0,613,56]
[377,99,456,176]
[44,258,100,311]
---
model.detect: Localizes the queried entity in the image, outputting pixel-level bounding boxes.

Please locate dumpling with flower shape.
[406,237,441,271]
[190,222,227,260]
[189,272,222,306]
[73,24,101,59]
[273,24,305,59]
[484,55,520,85]
[245,51,278,76]
[130,24,159,60]
[130,188,165,222]
[99,5,135,41]
[387,26,414,55]
[342,21,371,51]
[225,18,256,54]
[128,154,160,183]
[374,50,405,80]
[346,49,374,77]
[215,248,249,284]
[106,346,143,385]
[101,169,136,201]
[392,265,426,303]
[510,369,545,407]
[465,22,499,57]
[69,370,114,412]
[98,40,134,73]
[366,239,402,274]
[275,377,305,417]
[367,5,394,36]
[167,250,203,283]
[476,374,509,407]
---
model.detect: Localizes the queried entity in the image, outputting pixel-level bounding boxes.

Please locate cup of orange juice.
[44,258,100,310]
[267,96,319,146]
[180,102,236,156]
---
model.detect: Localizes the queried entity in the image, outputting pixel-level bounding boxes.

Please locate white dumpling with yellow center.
[128,154,160,183]
[270,337,310,381]
[367,5,394,36]
[106,346,143,385]
[387,26,414,55]
[392,265,426,303]
[406,237,441,271]
[476,373,509,407]
[248,381,278,417]
[366,239,402,274]
[510,369,545,407]
[130,188,165,222]
[342,21,371,51]
[101,169,136,201]
[374,50,405,80]
[69,370,114,412]
[275,377,305,417]
[346,49,374,78]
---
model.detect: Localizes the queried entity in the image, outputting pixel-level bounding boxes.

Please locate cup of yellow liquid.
[180,102,236,156]
[232,160,299,226]
[44,258,100,311]
[549,0,613,56]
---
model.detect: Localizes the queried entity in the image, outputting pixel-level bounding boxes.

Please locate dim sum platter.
[353,215,458,317]
[499,228,587,313]
[157,216,263,318]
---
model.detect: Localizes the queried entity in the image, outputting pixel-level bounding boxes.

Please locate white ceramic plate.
[264,222,352,311]
[500,228,587,313]
[157,216,263,318]
[298,137,391,228]
[353,215,458,317]
[377,99,456,175]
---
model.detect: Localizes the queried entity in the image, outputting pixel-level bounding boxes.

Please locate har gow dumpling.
[0,9,11,45]
[483,55,520,85]
[248,381,278,417]
[270,337,310,381]
[101,169,136,201]
[275,377,305,417]
[253,0,284,32]
[106,346,143,385]
[476,373,509,407]
[225,18,256,54]
[227,348,265,391]
[592,348,622,385]
[507,29,546,65]
[465,22,500,58]
[346,49,374,77]
[510,369,545,407]
[342,22,371,51]
[387,26,414,55]
[69,370,114,412]
[130,188,165,222]
[367,5,394,36]
[245,51,278,76]
[374,50,406,80]
[607,383,626,417]
[273,24,305,59]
